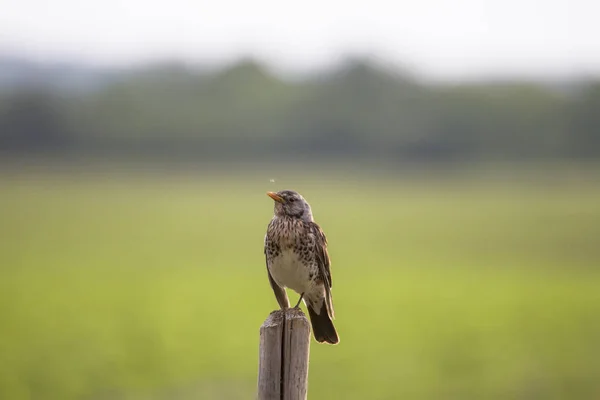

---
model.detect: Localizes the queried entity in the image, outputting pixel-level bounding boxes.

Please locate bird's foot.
[294,292,305,309]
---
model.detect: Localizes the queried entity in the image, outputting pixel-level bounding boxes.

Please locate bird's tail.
[307,300,339,344]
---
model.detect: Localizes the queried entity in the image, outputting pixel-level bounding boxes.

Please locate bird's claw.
[294,292,305,309]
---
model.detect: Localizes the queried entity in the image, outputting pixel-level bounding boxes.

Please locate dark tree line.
[0,58,599,163]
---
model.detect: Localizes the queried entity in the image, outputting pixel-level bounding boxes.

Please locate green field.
[1,168,600,399]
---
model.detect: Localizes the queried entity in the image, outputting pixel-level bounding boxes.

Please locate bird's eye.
[289,197,296,202]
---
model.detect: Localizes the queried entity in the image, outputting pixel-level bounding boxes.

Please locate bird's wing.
[309,222,332,288]
[309,221,335,319]
[264,234,290,309]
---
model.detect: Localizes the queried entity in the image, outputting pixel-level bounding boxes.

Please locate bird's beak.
[267,192,284,203]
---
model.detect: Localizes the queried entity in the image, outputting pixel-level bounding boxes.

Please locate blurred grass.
[1,168,599,399]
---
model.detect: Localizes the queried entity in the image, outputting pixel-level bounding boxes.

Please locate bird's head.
[267,190,313,221]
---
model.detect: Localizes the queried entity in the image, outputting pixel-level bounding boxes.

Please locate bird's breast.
[268,248,314,295]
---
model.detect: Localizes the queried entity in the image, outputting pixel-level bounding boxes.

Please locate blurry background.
[1,0,600,399]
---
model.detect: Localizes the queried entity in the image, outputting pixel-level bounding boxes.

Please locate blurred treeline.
[1,56,599,162]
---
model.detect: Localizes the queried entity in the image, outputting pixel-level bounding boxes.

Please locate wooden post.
[257,308,311,400]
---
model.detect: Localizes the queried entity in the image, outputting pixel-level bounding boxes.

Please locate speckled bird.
[264,190,339,344]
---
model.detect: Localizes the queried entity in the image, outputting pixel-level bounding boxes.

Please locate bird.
[264,190,339,344]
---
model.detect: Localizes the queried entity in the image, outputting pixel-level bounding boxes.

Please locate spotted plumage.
[264,190,339,344]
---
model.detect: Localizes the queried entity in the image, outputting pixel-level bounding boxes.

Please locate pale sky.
[1,0,599,79]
